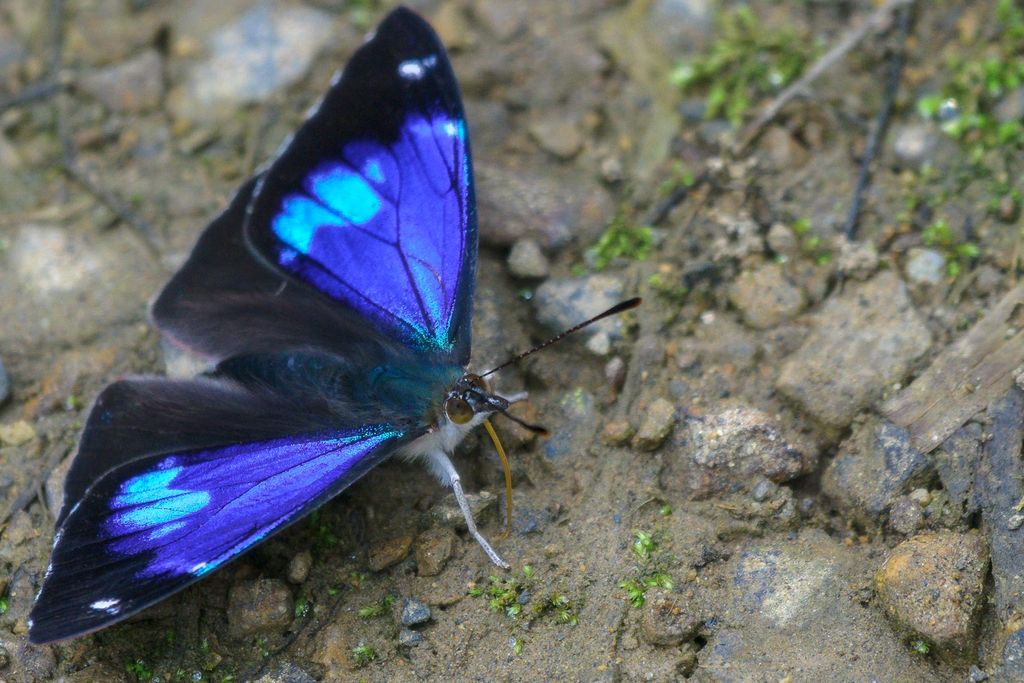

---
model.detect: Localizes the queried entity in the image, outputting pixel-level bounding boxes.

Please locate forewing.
[151,179,395,361]
[246,7,477,364]
[29,378,417,644]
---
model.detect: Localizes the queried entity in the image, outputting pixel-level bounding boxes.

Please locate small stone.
[822,419,931,526]
[995,86,1024,123]
[398,627,424,648]
[79,49,163,113]
[415,527,456,577]
[766,223,799,259]
[660,406,811,499]
[286,551,312,584]
[0,356,8,405]
[601,419,635,446]
[367,534,413,572]
[908,488,931,507]
[170,2,337,121]
[891,123,943,168]
[604,356,627,391]
[399,598,431,627]
[968,665,990,682]
[834,236,879,280]
[507,239,550,279]
[534,274,627,350]
[887,496,924,536]
[640,588,703,646]
[728,263,805,330]
[586,332,612,356]
[0,421,35,446]
[528,113,583,160]
[750,478,776,503]
[776,271,932,430]
[1008,514,1024,531]
[632,398,676,451]
[431,490,496,530]
[227,579,293,638]
[904,248,946,286]
[875,530,988,653]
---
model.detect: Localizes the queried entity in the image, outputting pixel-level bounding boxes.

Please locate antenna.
[481,297,642,379]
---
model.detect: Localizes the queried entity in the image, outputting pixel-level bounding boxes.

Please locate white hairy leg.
[426,450,510,569]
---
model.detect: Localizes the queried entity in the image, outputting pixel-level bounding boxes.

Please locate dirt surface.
[1,0,1022,681]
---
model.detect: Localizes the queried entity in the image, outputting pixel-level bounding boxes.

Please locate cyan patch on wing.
[108,463,210,535]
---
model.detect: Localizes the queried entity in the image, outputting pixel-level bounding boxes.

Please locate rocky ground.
[0,0,1022,681]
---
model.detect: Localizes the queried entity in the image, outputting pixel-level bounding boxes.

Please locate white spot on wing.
[191,561,208,575]
[90,598,121,614]
[398,55,437,81]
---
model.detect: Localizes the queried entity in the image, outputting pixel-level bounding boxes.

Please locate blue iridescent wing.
[29,378,418,644]
[245,7,477,364]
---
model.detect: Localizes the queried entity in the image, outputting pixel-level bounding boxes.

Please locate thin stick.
[844,3,914,240]
[643,172,710,227]
[736,0,914,152]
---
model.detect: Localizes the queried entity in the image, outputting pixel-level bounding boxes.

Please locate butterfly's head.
[442,373,508,428]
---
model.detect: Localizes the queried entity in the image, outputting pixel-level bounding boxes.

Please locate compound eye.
[465,373,489,392]
[445,396,473,424]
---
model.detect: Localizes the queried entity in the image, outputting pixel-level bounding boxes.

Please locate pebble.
[646,0,714,54]
[0,421,35,447]
[528,113,584,160]
[728,263,806,329]
[415,527,456,577]
[640,588,703,646]
[507,239,550,279]
[601,419,635,446]
[631,398,677,451]
[776,271,932,430]
[890,123,943,168]
[533,274,627,350]
[542,389,597,461]
[399,598,431,627]
[660,406,811,499]
[904,248,946,286]
[604,356,627,392]
[0,356,9,405]
[286,551,312,584]
[171,2,336,120]
[886,496,924,536]
[968,665,990,682]
[367,534,413,572]
[766,223,799,259]
[431,490,496,530]
[874,530,988,653]
[822,419,931,526]
[995,86,1024,123]
[227,579,294,638]
[79,49,163,113]
[750,478,776,503]
[474,162,583,248]
[398,627,424,648]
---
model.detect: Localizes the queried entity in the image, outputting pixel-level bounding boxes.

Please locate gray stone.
[660,405,811,499]
[367,534,413,572]
[995,86,1024,123]
[398,627,424,647]
[969,664,990,682]
[542,389,597,462]
[904,248,946,286]
[875,531,988,654]
[253,662,316,683]
[934,424,982,518]
[507,239,550,279]
[534,274,627,350]
[647,0,714,54]
[887,496,924,536]
[0,356,8,405]
[170,2,336,120]
[640,588,703,646]
[705,530,942,680]
[750,478,776,503]
[776,271,932,430]
[822,419,931,526]
[227,579,293,638]
[528,112,583,160]
[399,598,431,627]
[631,397,676,451]
[728,263,806,329]
[286,550,312,584]
[79,49,163,113]
[766,223,799,259]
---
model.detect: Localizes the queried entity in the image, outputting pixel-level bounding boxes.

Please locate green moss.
[352,644,377,668]
[126,659,154,682]
[671,5,816,126]
[620,529,675,608]
[357,595,394,619]
[294,594,310,619]
[589,211,654,270]
[922,219,980,277]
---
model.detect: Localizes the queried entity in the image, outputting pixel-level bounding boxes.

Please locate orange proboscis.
[483,418,513,540]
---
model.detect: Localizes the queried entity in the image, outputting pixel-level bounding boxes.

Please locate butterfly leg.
[427,450,510,570]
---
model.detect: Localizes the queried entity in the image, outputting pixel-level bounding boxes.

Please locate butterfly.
[28,6,516,645]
